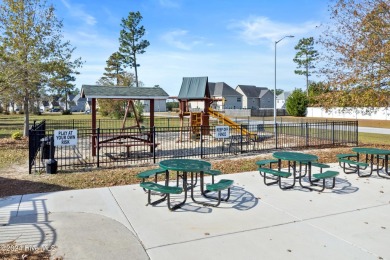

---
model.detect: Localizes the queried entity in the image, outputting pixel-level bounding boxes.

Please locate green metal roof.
[178,77,210,100]
[81,85,169,99]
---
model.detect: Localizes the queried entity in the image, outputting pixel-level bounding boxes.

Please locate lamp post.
[274,35,294,126]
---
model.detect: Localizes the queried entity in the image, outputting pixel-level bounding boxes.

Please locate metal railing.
[28,120,358,173]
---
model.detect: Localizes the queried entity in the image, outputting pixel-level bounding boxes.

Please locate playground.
[27,77,357,174]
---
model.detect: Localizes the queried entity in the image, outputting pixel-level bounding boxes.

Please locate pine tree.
[119,11,150,88]
[293,37,319,96]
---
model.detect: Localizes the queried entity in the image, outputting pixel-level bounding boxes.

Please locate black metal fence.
[28,120,358,173]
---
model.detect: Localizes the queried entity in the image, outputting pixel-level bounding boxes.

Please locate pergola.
[80,85,169,155]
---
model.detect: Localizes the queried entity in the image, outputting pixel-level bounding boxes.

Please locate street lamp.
[274,35,294,126]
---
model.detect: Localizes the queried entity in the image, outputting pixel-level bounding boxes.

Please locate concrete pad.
[1,162,390,259]
[307,203,390,259]
[17,187,134,232]
[0,212,148,260]
[111,178,299,249]
[147,221,377,260]
[242,164,390,220]
[0,195,22,225]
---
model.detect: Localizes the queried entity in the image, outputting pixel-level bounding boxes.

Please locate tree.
[285,88,309,117]
[293,37,319,96]
[102,52,125,86]
[270,89,284,96]
[49,59,82,111]
[166,101,179,111]
[318,0,390,108]
[0,0,82,135]
[307,81,327,106]
[96,53,136,118]
[119,11,150,88]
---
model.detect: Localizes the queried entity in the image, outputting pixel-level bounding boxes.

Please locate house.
[235,85,274,109]
[141,99,167,112]
[69,94,86,112]
[209,82,242,110]
[39,101,50,112]
[187,81,243,110]
[276,91,291,109]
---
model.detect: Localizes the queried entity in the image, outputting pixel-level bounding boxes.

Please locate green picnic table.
[272,151,318,189]
[159,159,213,205]
[351,147,390,178]
[159,159,211,173]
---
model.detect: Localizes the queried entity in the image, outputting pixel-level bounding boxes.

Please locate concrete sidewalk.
[1,163,390,259]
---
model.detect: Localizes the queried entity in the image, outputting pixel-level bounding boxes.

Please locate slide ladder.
[207,108,255,136]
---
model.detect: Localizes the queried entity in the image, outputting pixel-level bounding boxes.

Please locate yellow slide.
[207,108,254,136]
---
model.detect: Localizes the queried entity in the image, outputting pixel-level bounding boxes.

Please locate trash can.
[40,136,55,160]
[46,159,58,174]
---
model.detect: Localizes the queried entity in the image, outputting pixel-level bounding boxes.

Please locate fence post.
[28,128,32,174]
[305,122,309,147]
[275,123,278,149]
[97,128,100,167]
[200,125,203,158]
[153,126,156,164]
[355,121,359,146]
[332,121,335,145]
[72,119,75,129]
[240,124,243,153]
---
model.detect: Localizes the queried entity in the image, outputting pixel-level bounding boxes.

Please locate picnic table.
[272,151,318,189]
[159,159,212,203]
[351,147,390,178]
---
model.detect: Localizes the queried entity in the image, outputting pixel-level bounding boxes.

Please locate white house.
[276,91,291,109]
[141,99,167,112]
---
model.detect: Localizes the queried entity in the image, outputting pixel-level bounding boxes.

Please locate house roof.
[277,91,291,100]
[237,85,269,98]
[178,77,210,100]
[80,85,169,99]
[259,89,270,98]
[68,94,76,102]
[210,82,242,97]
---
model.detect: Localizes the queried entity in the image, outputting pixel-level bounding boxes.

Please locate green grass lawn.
[359,132,390,145]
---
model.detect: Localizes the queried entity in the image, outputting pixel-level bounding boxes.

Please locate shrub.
[285,88,309,117]
[11,131,22,140]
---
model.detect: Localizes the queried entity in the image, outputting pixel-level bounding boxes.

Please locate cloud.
[231,16,319,45]
[161,29,211,50]
[158,0,180,8]
[61,0,97,26]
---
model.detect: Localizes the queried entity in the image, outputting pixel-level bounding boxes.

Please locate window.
[237,97,241,102]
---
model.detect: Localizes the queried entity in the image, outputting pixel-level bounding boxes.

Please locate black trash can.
[40,136,55,160]
[46,159,58,174]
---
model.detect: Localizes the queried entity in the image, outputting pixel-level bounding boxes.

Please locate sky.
[54,0,330,96]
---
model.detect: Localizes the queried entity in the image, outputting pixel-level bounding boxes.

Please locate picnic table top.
[352,147,390,155]
[159,159,211,172]
[273,151,318,162]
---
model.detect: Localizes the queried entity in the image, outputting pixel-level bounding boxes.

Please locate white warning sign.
[215,126,230,139]
[54,130,78,146]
